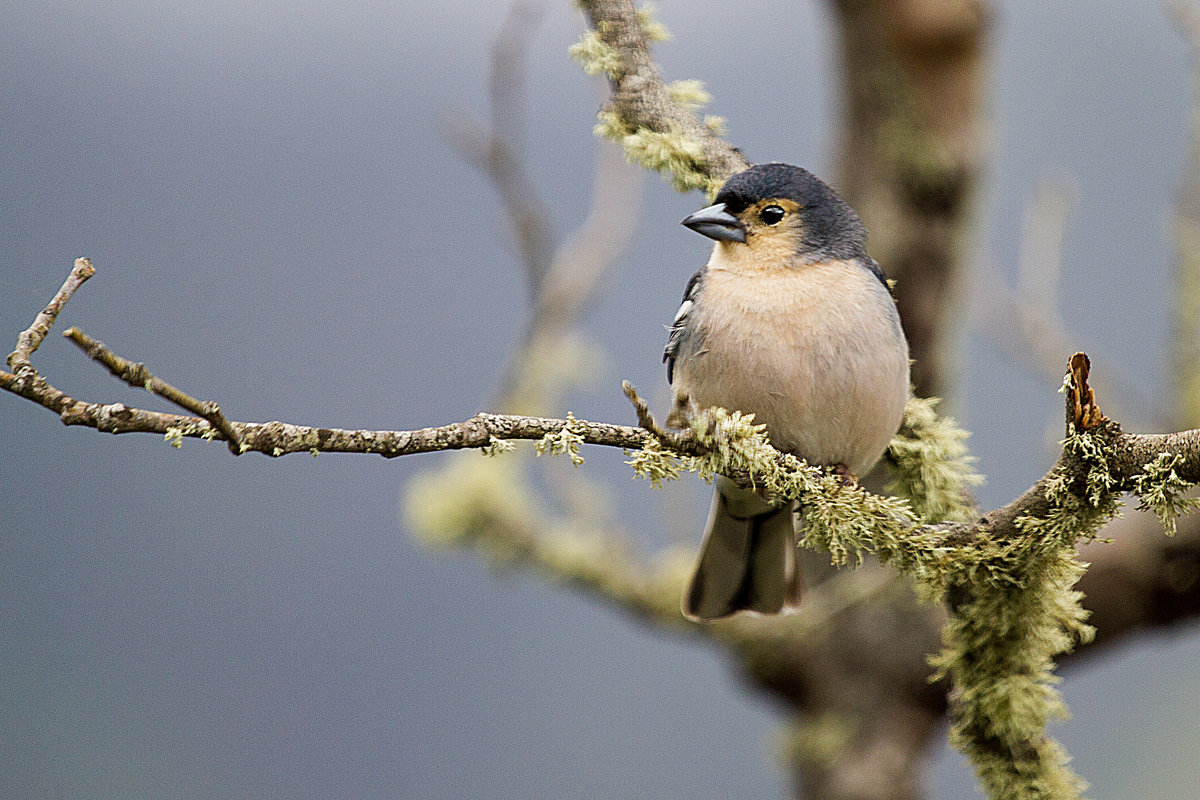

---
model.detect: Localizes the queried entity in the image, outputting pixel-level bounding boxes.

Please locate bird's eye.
[759,205,785,225]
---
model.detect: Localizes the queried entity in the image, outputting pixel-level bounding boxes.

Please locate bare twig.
[2,345,651,458]
[621,379,704,454]
[63,327,244,454]
[7,257,95,375]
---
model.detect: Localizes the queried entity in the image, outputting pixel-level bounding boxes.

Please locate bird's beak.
[681,202,747,244]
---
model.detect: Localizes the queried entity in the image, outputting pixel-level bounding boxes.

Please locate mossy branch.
[571,0,748,195]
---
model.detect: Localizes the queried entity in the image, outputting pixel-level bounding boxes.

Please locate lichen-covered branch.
[572,0,748,194]
[569,0,988,396]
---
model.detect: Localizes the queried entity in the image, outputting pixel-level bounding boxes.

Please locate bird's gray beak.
[681,202,747,244]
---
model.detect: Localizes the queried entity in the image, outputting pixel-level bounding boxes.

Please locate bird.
[664,162,910,621]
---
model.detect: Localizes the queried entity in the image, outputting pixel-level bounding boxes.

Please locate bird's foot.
[831,463,858,486]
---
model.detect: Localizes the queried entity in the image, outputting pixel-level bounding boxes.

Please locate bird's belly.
[674,266,909,474]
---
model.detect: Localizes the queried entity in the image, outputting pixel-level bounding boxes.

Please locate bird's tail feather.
[682,478,801,621]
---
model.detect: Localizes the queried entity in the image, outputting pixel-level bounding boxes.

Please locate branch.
[970,175,1159,428]
[573,0,749,193]
[6,257,95,376]
[1,359,651,460]
[829,0,987,398]
[63,326,244,454]
[442,1,556,294]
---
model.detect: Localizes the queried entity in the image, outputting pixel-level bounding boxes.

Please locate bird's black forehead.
[713,162,832,214]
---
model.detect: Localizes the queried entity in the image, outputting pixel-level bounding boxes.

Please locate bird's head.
[681,162,867,269]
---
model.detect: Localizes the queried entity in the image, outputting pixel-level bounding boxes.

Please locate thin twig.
[621,379,705,454]
[62,326,244,454]
[969,178,1155,427]
[442,1,555,294]
[7,257,95,375]
[6,262,1200,551]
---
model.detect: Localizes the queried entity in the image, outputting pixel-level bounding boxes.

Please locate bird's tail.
[682,476,802,621]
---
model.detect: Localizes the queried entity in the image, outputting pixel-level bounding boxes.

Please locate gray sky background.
[3,1,1199,798]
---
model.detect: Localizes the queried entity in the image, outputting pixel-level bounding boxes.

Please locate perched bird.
[665,162,910,621]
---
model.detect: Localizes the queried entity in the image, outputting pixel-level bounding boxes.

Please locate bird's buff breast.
[672,262,909,475]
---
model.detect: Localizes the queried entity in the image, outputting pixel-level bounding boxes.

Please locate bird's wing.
[664,266,706,385]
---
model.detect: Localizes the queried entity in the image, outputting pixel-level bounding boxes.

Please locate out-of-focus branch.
[1076,504,1200,649]
[444,1,643,414]
[406,457,698,630]
[531,142,640,342]
[970,176,1153,427]
[1170,0,1200,430]
[443,1,556,293]
[501,140,643,413]
[984,175,1079,384]
[830,0,989,398]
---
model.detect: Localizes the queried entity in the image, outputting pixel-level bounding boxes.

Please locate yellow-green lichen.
[569,29,622,77]
[666,79,710,111]
[594,107,719,194]
[481,436,516,457]
[778,712,857,769]
[1131,451,1200,535]
[887,396,983,523]
[702,115,727,136]
[629,400,1116,800]
[535,412,586,466]
[405,454,537,552]
[636,3,672,42]
[625,436,682,488]
[621,128,713,193]
[593,109,631,143]
[164,426,183,449]
[922,424,1126,800]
